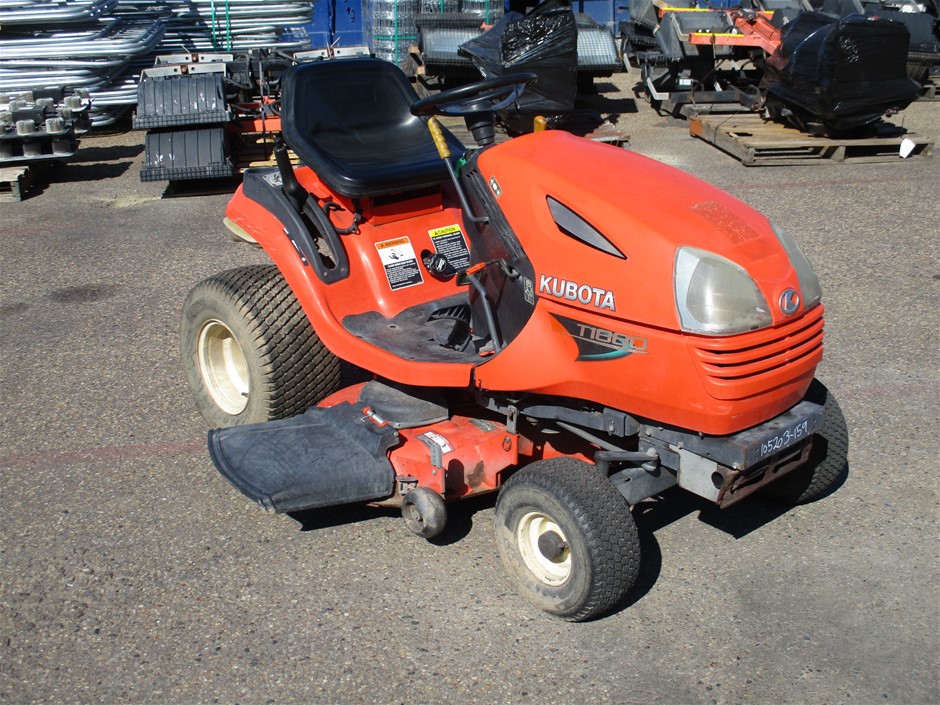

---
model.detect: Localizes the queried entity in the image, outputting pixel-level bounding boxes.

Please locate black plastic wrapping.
[863,7,940,82]
[871,9,939,54]
[460,0,578,133]
[762,12,921,133]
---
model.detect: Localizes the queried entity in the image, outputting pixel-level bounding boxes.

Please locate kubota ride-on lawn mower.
[182,57,847,621]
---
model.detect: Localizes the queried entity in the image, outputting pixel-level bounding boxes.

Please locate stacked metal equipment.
[108,0,315,125]
[373,0,508,73]
[134,55,235,182]
[574,12,621,83]
[415,0,618,89]
[411,0,504,81]
[133,46,334,184]
[620,0,786,116]
[622,0,939,119]
[417,14,487,73]
[370,0,421,71]
[0,88,91,166]
[126,0,317,53]
[0,2,167,126]
[0,0,315,129]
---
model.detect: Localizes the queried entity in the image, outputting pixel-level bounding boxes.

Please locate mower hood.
[477,131,810,332]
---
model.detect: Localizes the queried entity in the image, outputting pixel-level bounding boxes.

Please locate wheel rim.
[403,502,424,530]
[516,511,571,586]
[197,319,249,415]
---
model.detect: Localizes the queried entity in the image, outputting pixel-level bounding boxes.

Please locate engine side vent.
[547,196,625,259]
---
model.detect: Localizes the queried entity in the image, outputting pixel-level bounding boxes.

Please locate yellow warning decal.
[429,224,462,238]
[376,236,411,249]
[375,236,423,291]
[427,224,470,270]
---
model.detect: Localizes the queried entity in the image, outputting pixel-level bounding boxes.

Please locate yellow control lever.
[427,117,452,160]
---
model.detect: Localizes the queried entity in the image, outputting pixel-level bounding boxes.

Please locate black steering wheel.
[411,72,538,118]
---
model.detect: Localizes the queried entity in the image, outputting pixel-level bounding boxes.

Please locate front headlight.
[674,247,772,336]
[772,224,822,311]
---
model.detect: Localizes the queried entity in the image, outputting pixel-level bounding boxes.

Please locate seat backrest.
[280,58,464,198]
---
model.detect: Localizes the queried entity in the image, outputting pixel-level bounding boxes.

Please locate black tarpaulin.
[459,0,578,133]
[763,11,921,133]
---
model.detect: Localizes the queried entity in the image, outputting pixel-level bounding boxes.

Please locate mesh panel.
[575,17,620,70]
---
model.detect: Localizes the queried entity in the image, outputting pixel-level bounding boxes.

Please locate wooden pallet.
[689,113,934,166]
[0,164,47,202]
[919,76,939,102]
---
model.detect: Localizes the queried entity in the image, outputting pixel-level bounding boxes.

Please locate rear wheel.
[181,265,341,427]
[494,458,641,621]
[759,379,848,504]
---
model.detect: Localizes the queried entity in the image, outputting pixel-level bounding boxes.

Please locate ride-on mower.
[181,57,847,621]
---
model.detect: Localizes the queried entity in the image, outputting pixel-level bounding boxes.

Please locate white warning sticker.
[428,224,471,271]
[375,236,423,291]
[421,431,453,454]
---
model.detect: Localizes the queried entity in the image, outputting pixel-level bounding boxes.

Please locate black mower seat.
[279,58,465,198]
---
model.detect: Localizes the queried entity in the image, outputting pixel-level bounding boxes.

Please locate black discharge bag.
[460,0,578,134]
[762,12,921,134]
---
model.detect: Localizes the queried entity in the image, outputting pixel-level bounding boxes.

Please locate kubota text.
[539,275,616,311]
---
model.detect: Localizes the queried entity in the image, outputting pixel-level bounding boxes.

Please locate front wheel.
[181,265,341,427]
[759,379,848,504]
[494,458,641,622]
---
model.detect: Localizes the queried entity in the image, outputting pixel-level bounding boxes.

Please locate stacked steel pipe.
[0,0,313,126]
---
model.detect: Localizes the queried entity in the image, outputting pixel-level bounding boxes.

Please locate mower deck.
[209,401,398,513]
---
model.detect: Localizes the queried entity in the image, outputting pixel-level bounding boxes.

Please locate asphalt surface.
[2,76,938,705]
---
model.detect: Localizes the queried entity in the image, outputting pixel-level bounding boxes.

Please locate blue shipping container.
[291,0,366,50]
[332,0,367,46]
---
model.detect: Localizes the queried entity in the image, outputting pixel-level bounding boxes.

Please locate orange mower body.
[184,58,845,621]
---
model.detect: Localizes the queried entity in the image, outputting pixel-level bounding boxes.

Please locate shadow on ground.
[51,143,145,183]
[285,471,838,622]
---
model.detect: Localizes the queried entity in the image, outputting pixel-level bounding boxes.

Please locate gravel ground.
[1,71,938,705]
